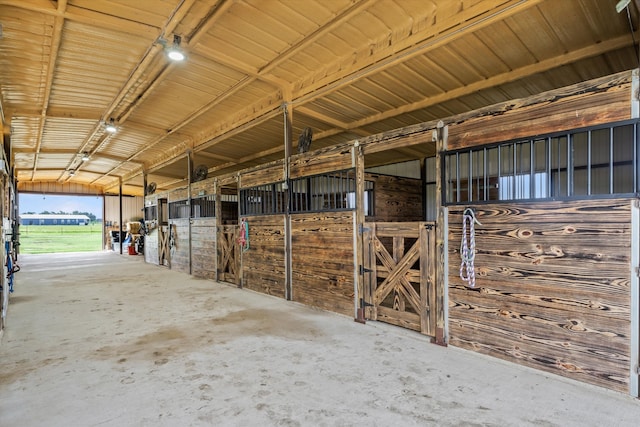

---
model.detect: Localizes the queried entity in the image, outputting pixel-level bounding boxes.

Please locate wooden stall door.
[159,225,172,268]
[218,224,240,285]
[363,221,437,336]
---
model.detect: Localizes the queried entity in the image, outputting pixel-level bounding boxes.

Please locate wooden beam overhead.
[292,0,544,104]
[31,0,67,180]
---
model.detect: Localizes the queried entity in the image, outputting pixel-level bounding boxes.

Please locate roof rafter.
[31,0,67,180]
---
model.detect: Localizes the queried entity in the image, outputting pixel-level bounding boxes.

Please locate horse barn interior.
[2,0,640,421]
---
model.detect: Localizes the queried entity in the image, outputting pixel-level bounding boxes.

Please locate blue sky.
[19,194,103,217]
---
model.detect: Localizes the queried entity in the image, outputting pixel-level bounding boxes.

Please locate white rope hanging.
[460,207,481,288]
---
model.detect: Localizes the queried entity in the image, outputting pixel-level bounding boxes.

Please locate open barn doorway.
[217,184,240,286]
[359,156,440,337]
[18,193,103,254]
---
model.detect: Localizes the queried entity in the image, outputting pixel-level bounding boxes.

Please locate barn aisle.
[1,252,639,426]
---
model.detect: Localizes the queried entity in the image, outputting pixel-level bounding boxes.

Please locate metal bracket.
[360,298,374,308]
[359,265,373,274]
[358,224,371,234]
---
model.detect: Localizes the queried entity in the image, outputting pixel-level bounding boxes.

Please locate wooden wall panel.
[241,215,286,298]
[290,212,355,316]
[289,145,353,179]
[240,161,284,188]
[168,218,190,274]
[168,187,188,202]
[447,199,632,392]
[190,178,215,197]
[144,228,159,266]
[191,218,216,280]
[447,71,632,150]
[366,173,422,222]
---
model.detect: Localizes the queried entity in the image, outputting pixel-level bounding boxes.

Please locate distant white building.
[20,214,91,226]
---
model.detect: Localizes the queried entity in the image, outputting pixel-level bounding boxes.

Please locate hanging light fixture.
[166,34,186,62]
[81,152,90,161]
[105,118,118,133]
[616,0,631,13]
[69,170,76,176]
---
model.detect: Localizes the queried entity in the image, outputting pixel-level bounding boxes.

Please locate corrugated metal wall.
[104,195,143,227]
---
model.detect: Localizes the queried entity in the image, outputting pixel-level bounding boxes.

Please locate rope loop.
[460,207,481,288]
[238,218,250,252]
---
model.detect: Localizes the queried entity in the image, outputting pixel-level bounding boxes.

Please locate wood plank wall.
[366,173,423,222]
[168,187,189,202]
[241,215,286,298]
[144,228,159,265]
[446,71,632,150]
[290,212,355,316]
[190,178,215,197]
[447,199,632,392]
[240,161,284,188]
[290,145,353,179]
[168,218,190,274]
[191,218,216,280]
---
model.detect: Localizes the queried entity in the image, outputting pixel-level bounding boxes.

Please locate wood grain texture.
[218,224,239,285]
[168,187,189,202]
[241,215,286,298]
[239,160,284,189]
[144,228,159,265]
[190,178,215,197]
[168,218,190,274]
[290,212,355,316]
[447,198,632,392]
[289,146,353,179]
[446,71,632,150]
[191,219,216,280]
[364,221,436,335]
[366,173,423,222]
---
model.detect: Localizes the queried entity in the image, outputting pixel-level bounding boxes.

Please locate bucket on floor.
[128,245,137,255]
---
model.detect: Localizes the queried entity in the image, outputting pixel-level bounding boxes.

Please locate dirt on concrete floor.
[1,251,639,427]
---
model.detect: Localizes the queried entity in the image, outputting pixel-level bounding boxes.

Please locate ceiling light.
[69,170,76,176]
[81,152,90,161]
[166,35,185,61]
[105,118,118,133]
[616,0,631,13]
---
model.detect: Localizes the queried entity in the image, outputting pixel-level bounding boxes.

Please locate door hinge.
[360,298,374,308]
[359,265,373,274]
[636,266,640,278]
[358,224,370,234]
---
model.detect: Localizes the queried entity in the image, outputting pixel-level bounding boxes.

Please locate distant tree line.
[22,210,97,222]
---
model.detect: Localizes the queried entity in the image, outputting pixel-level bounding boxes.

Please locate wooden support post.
[214,179,221,282]
[118,177,123,255]
[354,143,366,323]
[632,68,639,119]
[187,150,193,275]
[631,199,640,397]
[433,121,448,346]
[283,103,293,300]
[143,172,147,199]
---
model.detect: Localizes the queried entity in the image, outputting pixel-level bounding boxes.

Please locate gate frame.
[363,221,437,336]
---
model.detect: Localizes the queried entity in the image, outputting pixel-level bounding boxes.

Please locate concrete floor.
[1,252,639,426]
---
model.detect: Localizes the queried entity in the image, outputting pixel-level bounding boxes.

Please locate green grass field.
[18,224,103,254]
